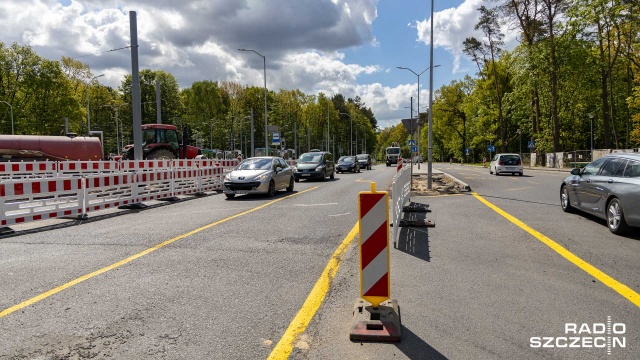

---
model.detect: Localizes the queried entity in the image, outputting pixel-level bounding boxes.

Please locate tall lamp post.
[427,0,436,189]
[340,113,353,156]
[397,65,440,170]
[0,101,13,135]
[86,74,104,134]
[238,49,268,151]
[589,113,594,161]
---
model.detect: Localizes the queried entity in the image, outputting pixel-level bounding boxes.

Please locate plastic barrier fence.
[391,166,411,246]
[0,177,84,226]
[0,159,239,230]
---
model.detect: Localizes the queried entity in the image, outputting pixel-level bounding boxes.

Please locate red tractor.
[121,124,201,160]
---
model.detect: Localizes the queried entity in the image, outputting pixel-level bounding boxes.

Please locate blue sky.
[0,0,511,128]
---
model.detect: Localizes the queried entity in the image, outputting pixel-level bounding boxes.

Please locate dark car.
[560,153,640,235]
[293,151,335,182]
[336,156,360,173]
[356,154,372,170]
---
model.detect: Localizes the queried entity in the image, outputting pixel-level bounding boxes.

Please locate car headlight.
[315,165,324,171]
[292,166,297,172]
[224,173,231,181]
[254,172,270,181]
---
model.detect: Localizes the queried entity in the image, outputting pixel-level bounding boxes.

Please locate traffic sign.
[411,145,418,152]
[528,140,535,149]
[487,145,495,152]
[271,132,280,145]
[465,148,470,155]
[407,139,415,146]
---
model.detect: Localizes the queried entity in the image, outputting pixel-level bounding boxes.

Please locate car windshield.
[356,155,368,160]
[386,148,400,155]
[236,158,272,170]
[340,156,355,163]
[299,153,322,163]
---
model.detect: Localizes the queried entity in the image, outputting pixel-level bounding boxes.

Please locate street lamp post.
[0,101,13,135]
[517,129,522,155]
[86,74,104,134]
[238,49,268,152]
[589,113,594,161]
[397,65,440,170]
[340,113,353,156]
[427,0,436,189]
[100,104,125,154]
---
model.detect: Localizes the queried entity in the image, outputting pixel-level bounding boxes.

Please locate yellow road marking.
[472,192,640,308]
[268,223,359,360]
[0,187,319,319]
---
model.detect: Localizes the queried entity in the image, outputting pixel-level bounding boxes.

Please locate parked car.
[560,153,640,235]
[336,156,360,173]
[356,154,372,170]
[293,151,335,182]
[489,153,524,176]
[223,156,294,199]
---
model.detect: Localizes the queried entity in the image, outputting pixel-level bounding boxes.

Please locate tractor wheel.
[146,149,176,160]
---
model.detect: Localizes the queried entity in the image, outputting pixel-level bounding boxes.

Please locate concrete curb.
[442,172,471,192]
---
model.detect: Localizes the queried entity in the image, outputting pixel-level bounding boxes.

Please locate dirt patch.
[411,174,465,196]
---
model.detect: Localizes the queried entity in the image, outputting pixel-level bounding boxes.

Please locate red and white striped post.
[397,157,402,172]
[358,182,390,307]
[350,181,401,341]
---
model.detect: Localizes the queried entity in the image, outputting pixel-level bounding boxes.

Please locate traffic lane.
[438,164,640,301]
[0,165,397,359]
[304,193,639,359]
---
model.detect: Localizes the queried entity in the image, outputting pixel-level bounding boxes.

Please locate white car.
[489,153,524,176]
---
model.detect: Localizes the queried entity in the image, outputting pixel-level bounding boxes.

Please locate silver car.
[223,156,294,199]
[560,153,640,235]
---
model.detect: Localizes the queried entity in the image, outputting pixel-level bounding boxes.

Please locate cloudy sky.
[0,0,519,129]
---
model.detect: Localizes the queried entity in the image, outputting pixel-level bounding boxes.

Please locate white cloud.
[414,0,518,73]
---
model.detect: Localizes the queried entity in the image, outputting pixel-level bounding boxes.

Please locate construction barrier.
[350,181,400,342]
[0,158,240,231]
[0,177,84,227]
[390,165,411,246]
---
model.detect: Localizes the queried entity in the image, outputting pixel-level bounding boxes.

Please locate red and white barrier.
[119,159,172,172]
[57,161,120,177]
[83,173,136,214]
[0,177,84,226]
[0,161,57,180]
[358,183,390,307]
[134,170,173,202]
[172,169,201,196]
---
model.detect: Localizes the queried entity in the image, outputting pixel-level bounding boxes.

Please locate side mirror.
[570,168,581,176]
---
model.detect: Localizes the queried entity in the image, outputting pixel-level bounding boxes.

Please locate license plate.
[301,173,311,177]
[234,190,249,194]
[506,167,515,170]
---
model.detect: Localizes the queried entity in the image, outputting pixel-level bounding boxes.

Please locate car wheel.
[560,185,573,213]
[286,177,294,192]
[519,172,523,176]
[495,170,499,176]
[489,168,493,174]
[607,198,630,235]
[267,180,276,197]
[225,193,235,199]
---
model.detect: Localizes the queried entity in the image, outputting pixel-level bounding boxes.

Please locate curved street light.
[238,49,268,151]
[0,100,13,135]
[396,64,440,170]
[86,74,104,133]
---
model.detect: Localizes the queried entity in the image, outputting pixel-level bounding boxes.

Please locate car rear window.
[500,155,521,165]
[624,160,640,177]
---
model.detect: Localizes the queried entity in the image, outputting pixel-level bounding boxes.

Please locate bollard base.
[349,298,401,342]
[118,203,148,210]
[0,227,15,236]
[403,203,430,213]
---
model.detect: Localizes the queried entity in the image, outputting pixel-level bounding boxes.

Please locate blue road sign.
[487,145,495,152]
[465,148,470,155]
[272,132,280,145]
[408,139,415,146]
[411,145,418,152]
[528,140,535,149]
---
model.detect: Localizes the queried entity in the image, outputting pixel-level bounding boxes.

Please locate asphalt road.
[1,162,638,359]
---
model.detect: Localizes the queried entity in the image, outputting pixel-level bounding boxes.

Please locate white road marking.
[329,212,351,217]
[293,203,338,207]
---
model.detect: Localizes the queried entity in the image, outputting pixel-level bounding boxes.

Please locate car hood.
[226,169,269,181]
[296,162,321,170]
